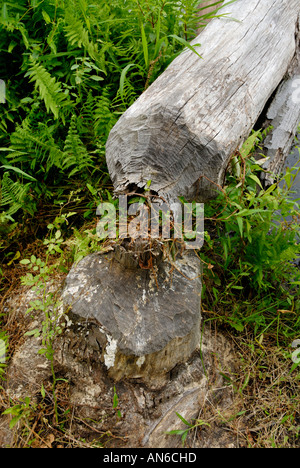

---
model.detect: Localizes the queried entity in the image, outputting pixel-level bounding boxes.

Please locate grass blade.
[141,23,149,69]
[169,35,202,59]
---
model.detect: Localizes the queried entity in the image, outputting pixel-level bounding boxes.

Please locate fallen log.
[106,0,300,204]
[261,56,300,183]
[259,14,300,183]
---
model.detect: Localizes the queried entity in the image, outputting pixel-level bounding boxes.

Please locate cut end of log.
[106,111,224,204]
[106,0,299,203]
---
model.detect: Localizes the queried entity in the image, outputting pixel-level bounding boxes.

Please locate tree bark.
[106,0,300,204]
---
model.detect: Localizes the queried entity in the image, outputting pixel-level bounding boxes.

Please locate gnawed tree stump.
[61,247,201,388]
[106,0,300,204]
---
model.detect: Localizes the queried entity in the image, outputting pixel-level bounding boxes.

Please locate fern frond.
[94,94,117,143]
[0,172,32,216]
[113,78,138,109]
[64,11,98,61]
[25,60,68,119]
[77,90,96,137]
[9,125,65,172]
[63,115,94,177]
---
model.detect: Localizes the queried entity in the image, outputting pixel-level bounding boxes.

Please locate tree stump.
[61,246,201,388]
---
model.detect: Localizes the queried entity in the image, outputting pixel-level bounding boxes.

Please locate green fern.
[63,115,94,177]
[113,78,138,110]
[94,94,117,143]
[9,124,65,173]
[0,172,33,216]
[64,11,98,61]
[0,0,210,223]
[77,90,96,138]
[25,60,68,119]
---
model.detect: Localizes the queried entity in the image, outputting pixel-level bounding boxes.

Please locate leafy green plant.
[113,386,122,419]
[62,114,94,177]
[201,131,300,343]
[2,397,36,430]
[166,412,210,447]
[25,59,70,119]
[0,171,35,216]
[19,212,76,422]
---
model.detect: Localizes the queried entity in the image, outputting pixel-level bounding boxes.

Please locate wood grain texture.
[61,250,201,385]
[261,18,300,183]
[262,74,300,184]
[106,0,300,203]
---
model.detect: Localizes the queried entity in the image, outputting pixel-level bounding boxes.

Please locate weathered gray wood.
[61,249,201,387]
[106,0,300,203]
[260,17,300,184]
[262,73,300,184]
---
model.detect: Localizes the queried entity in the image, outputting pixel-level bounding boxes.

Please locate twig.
[22,420,53,448]
[144,50,163,90]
